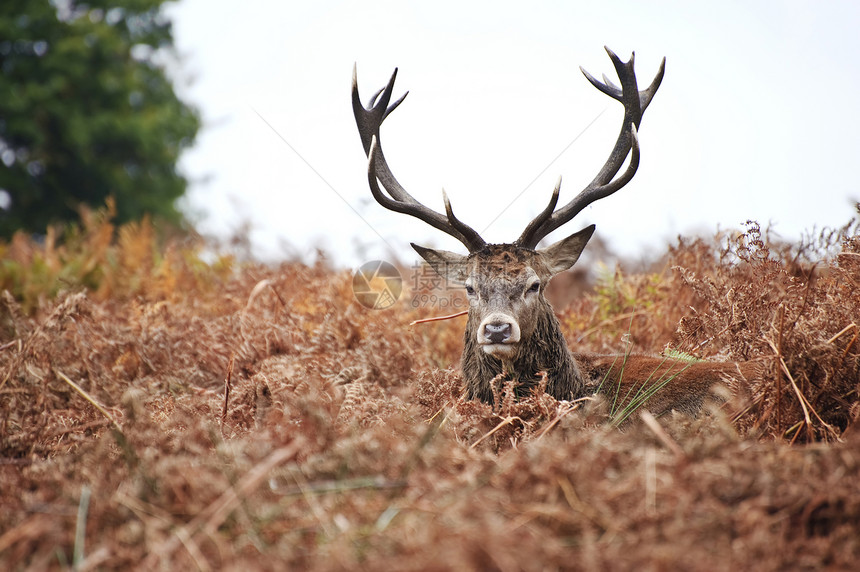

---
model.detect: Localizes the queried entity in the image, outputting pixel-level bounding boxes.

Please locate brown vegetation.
[1,209,859,570]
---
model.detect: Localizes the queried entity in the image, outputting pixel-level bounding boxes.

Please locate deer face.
[413,225,595,360]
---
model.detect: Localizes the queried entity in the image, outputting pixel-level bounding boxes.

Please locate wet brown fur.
[575,353,762,417]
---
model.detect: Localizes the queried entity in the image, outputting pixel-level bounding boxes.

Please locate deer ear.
[411,243,469,285]
[538,224,595,276]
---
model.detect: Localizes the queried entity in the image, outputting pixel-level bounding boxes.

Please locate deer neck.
[462,300,586,403]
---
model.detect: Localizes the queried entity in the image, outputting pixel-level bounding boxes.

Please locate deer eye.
[526,281,541,294]
[465,284,476,296]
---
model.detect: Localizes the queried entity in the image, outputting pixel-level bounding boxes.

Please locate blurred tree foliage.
[0,0,199,238]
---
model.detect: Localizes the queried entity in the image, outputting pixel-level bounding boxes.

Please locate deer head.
[353,48,665,402]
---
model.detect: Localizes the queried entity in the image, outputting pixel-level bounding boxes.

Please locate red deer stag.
[352,48,752,418]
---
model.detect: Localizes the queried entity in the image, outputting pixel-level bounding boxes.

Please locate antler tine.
[640,57,666,114]
[602,74,619,92]
[516,177,561,251]
[442,189,486,250]
[351,65,407,158]
[355,65,486,252]
[517,48,663,249]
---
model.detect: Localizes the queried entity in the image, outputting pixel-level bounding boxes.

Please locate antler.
[352,65,487,252]
[516,47,665,249]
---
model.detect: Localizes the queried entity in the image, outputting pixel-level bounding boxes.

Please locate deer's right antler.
[516,47,665,249]
[352,66,487,253]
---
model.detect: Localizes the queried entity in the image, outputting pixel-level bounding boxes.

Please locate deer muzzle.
[477,313,521,356]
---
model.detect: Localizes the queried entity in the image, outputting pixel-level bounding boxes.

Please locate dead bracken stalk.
[409,310,468,326]
[640,410,686,459]
[534,399,588,441]
[0,339,18,352]
[268,282,288,308]
[556,476,613,532]
[471,416,529,449]
[55,369,122,432]
[764,337,840,442]
[270,476,408,497]
[826,322,857,345]
[221,354,235,427]
[245,279,272,311]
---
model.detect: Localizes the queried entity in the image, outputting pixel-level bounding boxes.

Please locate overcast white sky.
[166,0,860,268]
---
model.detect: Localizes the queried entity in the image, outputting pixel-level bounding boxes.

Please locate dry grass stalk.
[639,410,686,459]
[221,354,235,428]
[55,370,122,432]
[409,310,468,326]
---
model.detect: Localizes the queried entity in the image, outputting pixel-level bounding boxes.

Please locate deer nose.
[484,322,512,344]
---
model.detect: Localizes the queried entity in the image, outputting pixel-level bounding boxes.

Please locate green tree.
[0,0,199,238]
